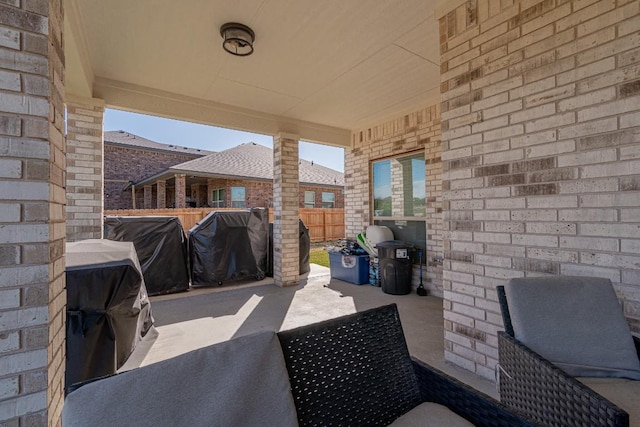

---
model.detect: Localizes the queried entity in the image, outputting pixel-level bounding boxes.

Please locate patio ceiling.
[64,0,445,147]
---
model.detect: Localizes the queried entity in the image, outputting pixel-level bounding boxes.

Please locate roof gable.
[104,130,213,156]
[172,142,344,186]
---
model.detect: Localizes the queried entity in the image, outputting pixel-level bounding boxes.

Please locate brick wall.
[191,184,207,207]
[346,105,443,295]
[104,144,200,210]
[440,0,640,379]
[204,179,344,209]
[206,178,273,207]
[299,185,344,208]
[66,98,104,242]
[0,0,66,424]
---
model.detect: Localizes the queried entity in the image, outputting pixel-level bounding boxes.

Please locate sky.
[103,109,345,172]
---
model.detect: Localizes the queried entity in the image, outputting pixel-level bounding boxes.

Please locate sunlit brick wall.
[440,0,640,379]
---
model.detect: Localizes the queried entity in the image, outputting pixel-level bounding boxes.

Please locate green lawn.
[309,247,329,267]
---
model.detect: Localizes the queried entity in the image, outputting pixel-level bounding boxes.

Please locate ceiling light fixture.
[220,22,255,57]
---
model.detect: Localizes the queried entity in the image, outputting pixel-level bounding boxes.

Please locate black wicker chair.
[498,284,640,427]
[278,304,535,427]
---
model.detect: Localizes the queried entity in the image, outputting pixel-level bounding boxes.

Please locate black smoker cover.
[188,208,269,286]
[267,219,311,277]
[65,239,154,390]
[103,216,190,295]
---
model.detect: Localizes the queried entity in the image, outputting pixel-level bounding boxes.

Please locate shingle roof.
[171,142,344,186]
[104,130,213,156]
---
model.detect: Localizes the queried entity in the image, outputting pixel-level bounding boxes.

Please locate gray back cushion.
[63,331,298,427]
[505,276,640,379]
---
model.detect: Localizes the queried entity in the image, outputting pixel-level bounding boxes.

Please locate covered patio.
[122,265,497,398]
[1,0,639,424]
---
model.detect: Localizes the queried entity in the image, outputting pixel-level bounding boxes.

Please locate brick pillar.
[0,0,66,425]
[156,180,166,209]
[66,97,105,242]
[273,133,299,287]
[143,185,152,209]
[131,184,137,209]
[174,174,186,208]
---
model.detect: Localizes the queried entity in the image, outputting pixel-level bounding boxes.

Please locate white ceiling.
[65,0,442,147]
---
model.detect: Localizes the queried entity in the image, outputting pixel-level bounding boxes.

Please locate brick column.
[156,180,166,209]
[273,133,300,287]
[0,0,66,425]
[66,97,105,242]
[174,174,186,208]
[131,184,137,209]
[143,185,152,209]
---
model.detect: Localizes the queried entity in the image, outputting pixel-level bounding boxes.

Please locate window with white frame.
[321,192,335,208]
[211,188,225,208]
[231,186,246,208]
[371,151,426,255]
[304,191,315,208]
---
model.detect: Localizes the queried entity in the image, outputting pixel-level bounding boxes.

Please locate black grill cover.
[188,209,269,286]
[267,219,311,277]
[103,216,190,296]
[65,240,154,390]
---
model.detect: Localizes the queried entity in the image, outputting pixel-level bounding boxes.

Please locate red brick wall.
[205,179,344,208]
[207,179,272,207]
[104,144,201,209]
[299,185,344,208]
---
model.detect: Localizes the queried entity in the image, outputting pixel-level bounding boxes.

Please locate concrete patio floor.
[122,263,498,399]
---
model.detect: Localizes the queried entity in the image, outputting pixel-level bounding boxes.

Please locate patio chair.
[277,304,535,427]
[497,276,640,427]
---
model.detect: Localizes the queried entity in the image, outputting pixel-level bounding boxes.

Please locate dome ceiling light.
[220,22,255,57]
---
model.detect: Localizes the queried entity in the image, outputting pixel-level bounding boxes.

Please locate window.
[321,192,335,208]
[304,191,315,208]
[231,186,245,208]
[211,188,225,208]
[371,152,426,255]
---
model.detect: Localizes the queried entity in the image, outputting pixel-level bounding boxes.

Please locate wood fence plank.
[104,207,344,242]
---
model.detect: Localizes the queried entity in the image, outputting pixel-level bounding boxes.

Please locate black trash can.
[376,240,414,295]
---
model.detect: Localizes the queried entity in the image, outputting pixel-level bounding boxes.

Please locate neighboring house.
[134,141,344,209]
[104,131,212,210]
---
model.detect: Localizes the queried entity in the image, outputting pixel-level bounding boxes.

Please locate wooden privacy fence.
[104,207,345,243]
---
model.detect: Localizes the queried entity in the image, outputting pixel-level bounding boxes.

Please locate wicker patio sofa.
[64,304,534,426]
[497,278,640,427]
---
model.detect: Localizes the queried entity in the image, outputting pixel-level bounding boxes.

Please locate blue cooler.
[329,252,369,285]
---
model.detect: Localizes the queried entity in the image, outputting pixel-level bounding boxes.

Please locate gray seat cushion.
[63,331,298,427]
[388,402,475,426]
[505,276,640,379]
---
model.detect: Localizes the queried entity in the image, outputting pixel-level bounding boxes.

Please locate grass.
[309,247,330,267]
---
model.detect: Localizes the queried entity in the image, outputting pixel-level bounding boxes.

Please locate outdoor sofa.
[498,277,640,427]
[63,304,533,426]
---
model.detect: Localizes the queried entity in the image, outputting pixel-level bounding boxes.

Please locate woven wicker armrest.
[498,331,629,427]
[277,304,536,426]
[412,357,534,427]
